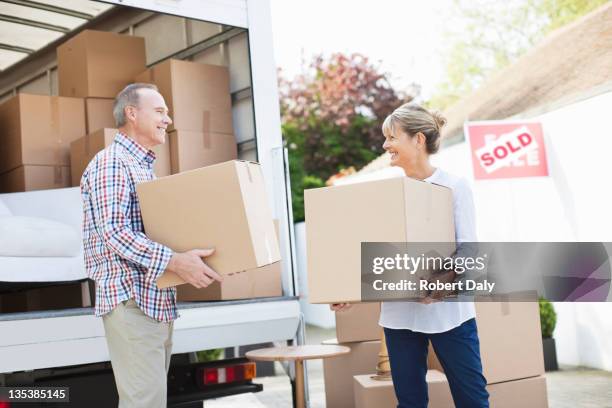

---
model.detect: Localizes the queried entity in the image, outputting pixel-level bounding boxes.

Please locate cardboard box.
[58,30,146,98]
[177,261,282,301]
[0,281,93,313]
[323,339,381,408]
[85,98,115,133]
[136,160,280,288]
[336,303,381,343]
[353,370,453,408]
[70,128,171,186]
[353,372,548,408]
[0,94,86,174]
[134,59,233,134]
[304,177,455,303]
[428,342,444,372]
[476,297,545,384]
[177,220,282,301]
[0,165,70,193]
[427,297,545,385]
[489,376,548,408]
[169,130,237,174]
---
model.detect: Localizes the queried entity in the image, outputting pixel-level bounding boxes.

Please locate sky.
[269,0,456,99]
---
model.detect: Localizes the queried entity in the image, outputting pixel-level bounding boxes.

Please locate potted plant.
[539,297,558,371]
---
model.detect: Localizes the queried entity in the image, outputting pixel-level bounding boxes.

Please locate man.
[81,83,222,408]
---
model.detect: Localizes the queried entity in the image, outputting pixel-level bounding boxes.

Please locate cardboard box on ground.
[427,296,545,385]
[335,303,381,343]
[58,30,147,98]
[322,339,381,408]
[0,94,86,193]
[70,128,171,186]
[304,177,455,303]
[353,372,548,408]
[341,297,546,407]
[353,370,453,408]
[136,160,281,296]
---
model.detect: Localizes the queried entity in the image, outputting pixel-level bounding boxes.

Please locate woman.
[332,103,489,408]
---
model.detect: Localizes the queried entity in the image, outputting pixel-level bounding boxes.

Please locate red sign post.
[466,121,549,180]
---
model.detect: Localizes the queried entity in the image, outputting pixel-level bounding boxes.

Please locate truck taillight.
[0,402,10,408]
[204,369,218,384]
[200,362,256,386]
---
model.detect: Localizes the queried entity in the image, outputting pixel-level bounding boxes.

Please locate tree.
[428,0,609,110]
[279,53,412,222]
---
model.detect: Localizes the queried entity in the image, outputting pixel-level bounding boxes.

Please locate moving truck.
[0,1,306,406]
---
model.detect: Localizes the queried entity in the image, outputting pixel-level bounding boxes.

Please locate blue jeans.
[384,318,489,408]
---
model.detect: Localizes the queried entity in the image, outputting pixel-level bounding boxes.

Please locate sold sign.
[466,121,549,180]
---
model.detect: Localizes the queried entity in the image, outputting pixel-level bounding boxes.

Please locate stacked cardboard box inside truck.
[1,28,282,308]
[0,94,85,192]
[1,29,241,192]
[134,59,238,174]
[0,30,146,193]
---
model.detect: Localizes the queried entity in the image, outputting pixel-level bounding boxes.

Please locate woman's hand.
[330,303,352,312]
[423,269,458,303]
[418,296,438,305]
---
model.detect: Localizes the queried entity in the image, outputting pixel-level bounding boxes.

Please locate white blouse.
[379,168,477,333]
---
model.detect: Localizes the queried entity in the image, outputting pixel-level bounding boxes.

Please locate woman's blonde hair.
[382,103,447,154]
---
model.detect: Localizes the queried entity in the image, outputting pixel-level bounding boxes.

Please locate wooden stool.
[246,345,350,408]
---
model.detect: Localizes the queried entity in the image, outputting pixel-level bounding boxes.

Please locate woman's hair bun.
[432,111,447,131]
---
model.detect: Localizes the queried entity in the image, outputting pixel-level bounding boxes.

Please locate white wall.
[430,91,612,370]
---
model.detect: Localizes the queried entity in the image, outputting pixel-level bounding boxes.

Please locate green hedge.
[538,297,557,338]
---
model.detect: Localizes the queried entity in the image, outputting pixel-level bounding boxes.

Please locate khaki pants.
[103,299,174,408]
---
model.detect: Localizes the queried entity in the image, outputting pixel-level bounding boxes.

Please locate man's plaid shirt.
[81,132,177,322]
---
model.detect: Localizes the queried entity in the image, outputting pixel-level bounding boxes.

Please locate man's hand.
[330,303,352,312]
[165,248,222,289]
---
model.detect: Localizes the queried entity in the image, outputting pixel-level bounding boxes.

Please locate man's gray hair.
[113,83,159,127]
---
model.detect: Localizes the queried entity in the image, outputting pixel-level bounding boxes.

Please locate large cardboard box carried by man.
[176,220,283,301]
[136,160,280,288]
[176,260,282,301]
[304,177,455,303]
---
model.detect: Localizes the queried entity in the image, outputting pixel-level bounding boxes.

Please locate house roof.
[353,2,612,176]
